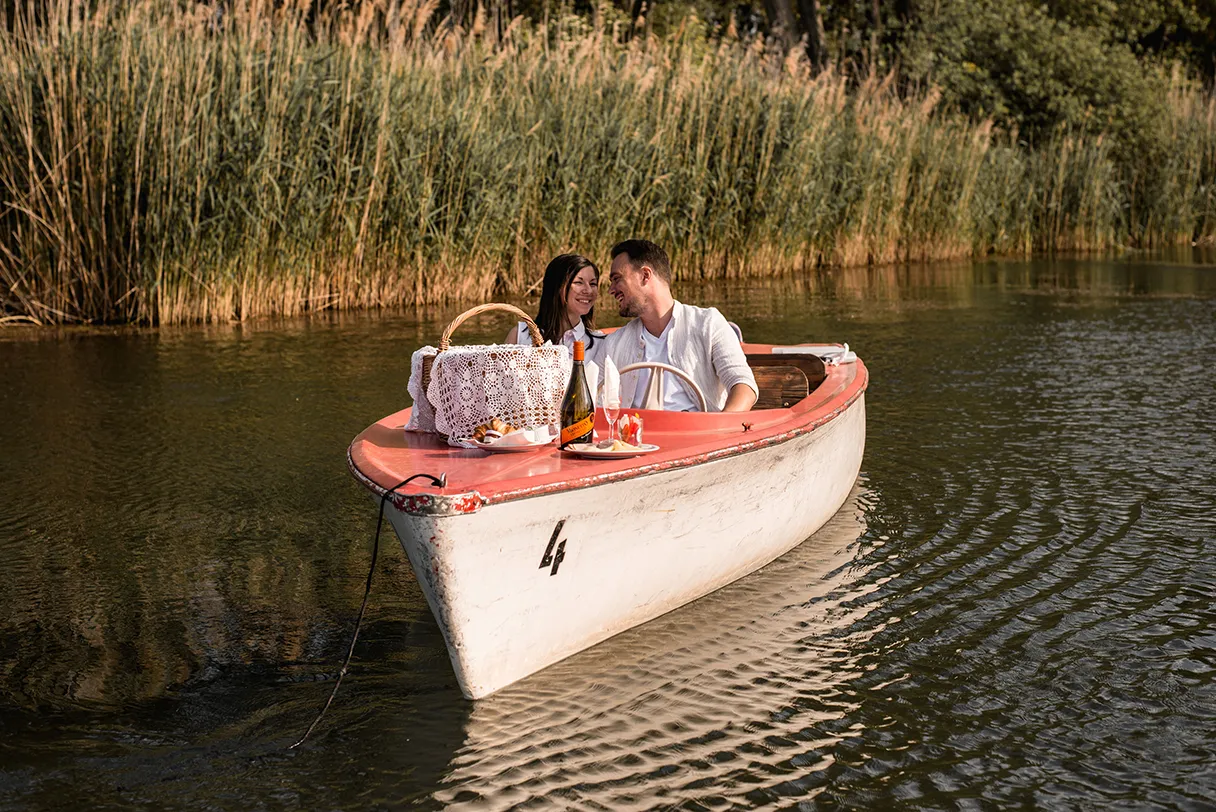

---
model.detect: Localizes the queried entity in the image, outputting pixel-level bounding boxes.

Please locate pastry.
[472,418,515,442]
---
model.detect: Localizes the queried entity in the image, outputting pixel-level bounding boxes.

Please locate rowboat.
[348,341,868,700]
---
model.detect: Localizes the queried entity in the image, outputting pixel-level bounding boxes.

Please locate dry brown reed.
[2,0,1214,324]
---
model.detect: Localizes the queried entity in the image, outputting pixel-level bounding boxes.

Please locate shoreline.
[4,249,1214,332]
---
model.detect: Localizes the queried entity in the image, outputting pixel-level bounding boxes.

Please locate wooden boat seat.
[745,353,827,410]
[751,365,809,409]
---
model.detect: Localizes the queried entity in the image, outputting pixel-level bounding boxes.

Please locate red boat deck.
[348,344,868,515]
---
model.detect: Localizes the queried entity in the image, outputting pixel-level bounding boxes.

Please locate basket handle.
[438,303,544,352]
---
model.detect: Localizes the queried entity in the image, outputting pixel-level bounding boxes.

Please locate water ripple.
[1,264,1214,809]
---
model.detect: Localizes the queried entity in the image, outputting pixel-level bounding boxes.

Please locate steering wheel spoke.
[616,362,709,412]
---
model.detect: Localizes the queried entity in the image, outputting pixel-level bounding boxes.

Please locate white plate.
[474,437,554,453]
[563,442,660,459]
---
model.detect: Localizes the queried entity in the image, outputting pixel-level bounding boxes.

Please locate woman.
[505,254,606,365]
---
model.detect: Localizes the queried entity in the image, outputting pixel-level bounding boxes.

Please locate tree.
[795,0,827,68]
[761,0,800,48]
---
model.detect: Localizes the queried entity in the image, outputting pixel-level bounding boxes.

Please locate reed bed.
[2,0,1215,324]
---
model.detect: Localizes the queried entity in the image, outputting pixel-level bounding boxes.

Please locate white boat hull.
[381,393,866,700]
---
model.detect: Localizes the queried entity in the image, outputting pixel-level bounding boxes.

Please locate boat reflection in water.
[434,486,876,810]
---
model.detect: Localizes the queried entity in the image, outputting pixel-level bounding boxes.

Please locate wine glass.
[603,399,621,444]
[599,377,621,446]
[598,359,622,448]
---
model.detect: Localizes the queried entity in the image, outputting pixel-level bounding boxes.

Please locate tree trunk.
[871,0,881,63]
[891,0,912,51]
[763,0,799,50]
[794,0,826,69]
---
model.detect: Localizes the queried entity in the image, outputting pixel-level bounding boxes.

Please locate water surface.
[1,257,1214,809]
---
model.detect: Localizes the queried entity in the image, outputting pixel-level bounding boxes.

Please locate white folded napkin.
[449,424,552,449]
[491,425,551,446]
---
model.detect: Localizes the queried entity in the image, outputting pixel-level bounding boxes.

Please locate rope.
[288,471,446,749]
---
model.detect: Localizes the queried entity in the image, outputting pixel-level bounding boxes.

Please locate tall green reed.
[2,0,1214,324]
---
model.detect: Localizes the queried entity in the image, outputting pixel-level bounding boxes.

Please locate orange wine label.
[560,414,594,445]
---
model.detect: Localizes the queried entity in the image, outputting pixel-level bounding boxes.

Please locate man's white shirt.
[604,301,758,413]
[632,318,700,411]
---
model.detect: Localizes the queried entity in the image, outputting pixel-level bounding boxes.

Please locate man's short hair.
[611,239,672,283]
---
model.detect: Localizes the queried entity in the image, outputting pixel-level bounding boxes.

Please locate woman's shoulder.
[510,320,535,345]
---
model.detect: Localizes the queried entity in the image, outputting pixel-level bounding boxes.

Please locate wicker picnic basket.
[413,303,571,440]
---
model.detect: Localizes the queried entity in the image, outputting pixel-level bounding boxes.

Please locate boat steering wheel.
[616,362,709,412]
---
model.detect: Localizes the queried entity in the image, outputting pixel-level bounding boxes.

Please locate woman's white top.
[515,319,605,401]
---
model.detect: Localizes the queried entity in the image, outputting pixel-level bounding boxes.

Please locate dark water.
[2,257,1215,810]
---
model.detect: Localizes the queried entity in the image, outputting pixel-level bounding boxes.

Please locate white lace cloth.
[426,343,572,439]
[515,320,601,401]
[405,345,439,433]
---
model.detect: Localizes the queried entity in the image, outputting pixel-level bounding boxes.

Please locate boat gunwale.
[348,351,868,516]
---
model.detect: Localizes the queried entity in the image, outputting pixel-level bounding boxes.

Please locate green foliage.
[902,1,1170,142]
[690,0,1216,141]
[1041,0,1210,53]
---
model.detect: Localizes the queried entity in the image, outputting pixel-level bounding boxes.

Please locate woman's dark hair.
[535,254,600,347]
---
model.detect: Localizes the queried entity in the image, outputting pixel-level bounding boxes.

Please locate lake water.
[2,257,1214,809]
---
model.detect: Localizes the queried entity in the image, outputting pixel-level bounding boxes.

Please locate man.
[605,239,757,413]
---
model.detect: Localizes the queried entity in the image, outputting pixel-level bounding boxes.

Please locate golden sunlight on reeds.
[2,0,1215,324]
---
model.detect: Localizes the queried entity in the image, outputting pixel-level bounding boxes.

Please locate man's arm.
[706,308,758,411]
[723,382,757,412]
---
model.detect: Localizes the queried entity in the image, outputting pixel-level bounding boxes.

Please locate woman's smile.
[566,267,599,318]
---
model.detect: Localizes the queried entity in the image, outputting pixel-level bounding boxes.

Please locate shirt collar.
[561,319,588,344]
[643,319,672,342]
[640,302,680,343]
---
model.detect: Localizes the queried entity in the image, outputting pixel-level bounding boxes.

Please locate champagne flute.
[603,399,621,444]
[599,358,622,447]
[598,376,621,446]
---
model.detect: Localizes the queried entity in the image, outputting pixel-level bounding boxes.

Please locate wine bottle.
[559,340,594,449]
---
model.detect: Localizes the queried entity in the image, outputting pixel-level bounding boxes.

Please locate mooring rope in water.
[289,471,446,750]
